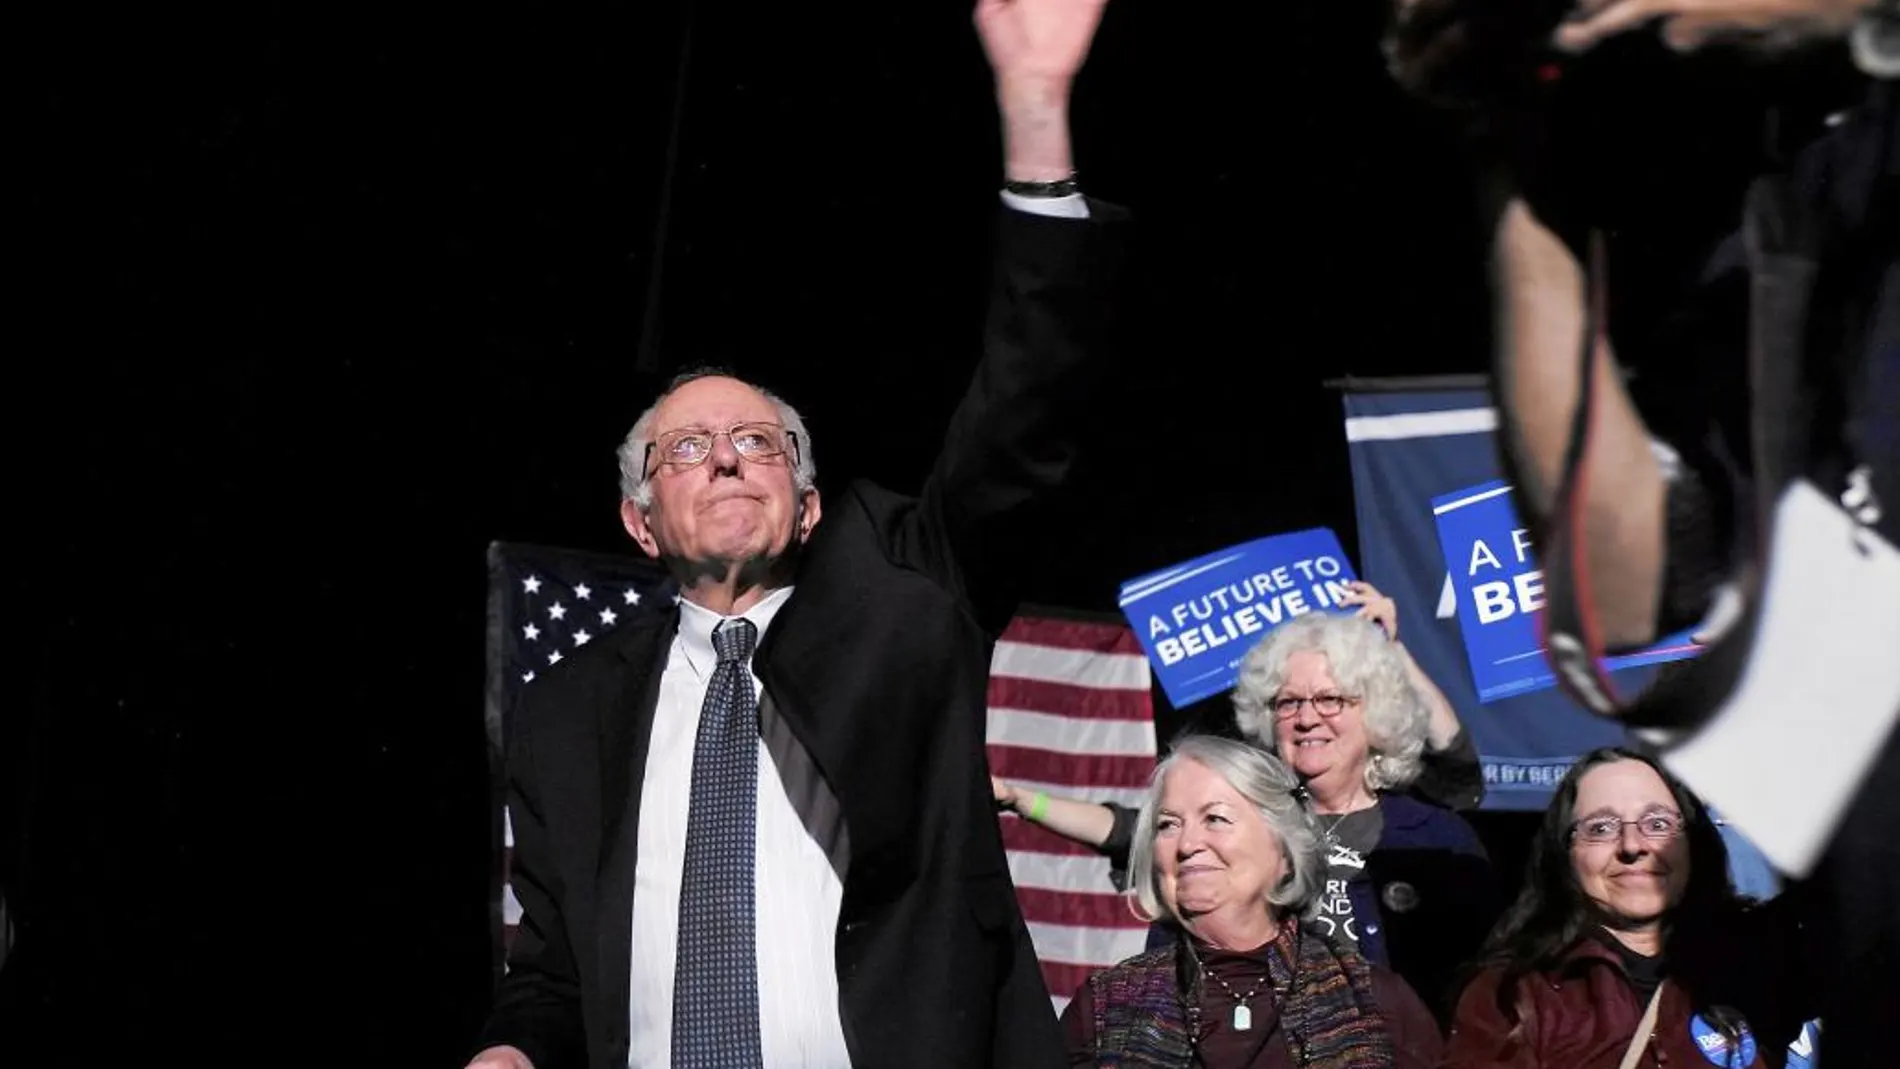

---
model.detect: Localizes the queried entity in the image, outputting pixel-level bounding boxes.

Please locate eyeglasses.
[1570,811,1685,844]
[642,421,799,480]
[1270,693,1362,719]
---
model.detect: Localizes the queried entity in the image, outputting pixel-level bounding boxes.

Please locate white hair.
[1230,613,1428,793]
[1128,735,1328,925]
[615,368,817,510]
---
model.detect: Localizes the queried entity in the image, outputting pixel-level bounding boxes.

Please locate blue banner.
[1431,480,1702,703]
[1341,386,1645,810]
[1341,386,1808,1053]
[1118,527,1358,709]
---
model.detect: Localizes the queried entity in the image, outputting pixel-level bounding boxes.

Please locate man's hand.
[974,0,1110,91]
[1555,0,1873,53]
[973,0,1113,182]
[466,1045,535,1069]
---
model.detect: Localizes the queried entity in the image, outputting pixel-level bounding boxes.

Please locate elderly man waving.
[465,2,1126,1068]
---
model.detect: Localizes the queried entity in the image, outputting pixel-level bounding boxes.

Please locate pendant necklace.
[1319,810,1351,847]
[1187,942,1267,1032]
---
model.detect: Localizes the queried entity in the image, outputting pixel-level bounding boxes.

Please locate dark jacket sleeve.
[902,201,1131,636]
[1058,976,1099,1066]
[474,713,586,1069]
[1099,801,1140,890]
[1407,728,1485,812]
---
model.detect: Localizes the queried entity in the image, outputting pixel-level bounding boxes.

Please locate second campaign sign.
[1118,527,1359,708]
[1432,479,1701,703]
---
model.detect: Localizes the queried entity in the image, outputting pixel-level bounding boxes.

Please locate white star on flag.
[492,541,746,963]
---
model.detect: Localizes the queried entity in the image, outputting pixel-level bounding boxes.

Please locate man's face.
[620,376,820,571]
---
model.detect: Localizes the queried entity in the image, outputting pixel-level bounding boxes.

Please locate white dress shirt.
[629,585,852,1068]
[626,194,1087,1068]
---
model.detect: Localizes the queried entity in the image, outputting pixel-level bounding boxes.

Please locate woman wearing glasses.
[1229,608,1497,1026]
[991,583,1486,895]
[1444,748,1810,1069]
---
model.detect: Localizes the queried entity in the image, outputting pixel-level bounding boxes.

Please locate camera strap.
[1529,228,1635,718]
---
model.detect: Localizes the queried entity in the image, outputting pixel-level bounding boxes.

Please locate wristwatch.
[1003,174,1081,199]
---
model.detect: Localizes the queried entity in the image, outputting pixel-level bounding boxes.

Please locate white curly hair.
[1230,613,1427,793]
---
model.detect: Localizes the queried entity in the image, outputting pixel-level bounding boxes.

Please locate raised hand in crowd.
[1338,579,1470,759]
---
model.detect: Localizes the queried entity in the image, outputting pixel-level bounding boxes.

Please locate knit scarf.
[1085,916,1396,1069]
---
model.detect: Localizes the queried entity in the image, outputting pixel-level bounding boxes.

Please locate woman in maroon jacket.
[1444,748,1810,1069]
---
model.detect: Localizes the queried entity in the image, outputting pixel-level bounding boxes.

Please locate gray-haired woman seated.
[1061,735,1443,1068]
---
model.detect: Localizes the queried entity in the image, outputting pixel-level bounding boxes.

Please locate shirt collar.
[676,585,793,681]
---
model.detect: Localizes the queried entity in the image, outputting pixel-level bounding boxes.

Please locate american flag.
[486,541,676,963]
[486,543,1158,1013]
[985,614,1157,1015]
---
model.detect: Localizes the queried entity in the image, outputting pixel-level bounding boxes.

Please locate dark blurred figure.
[1385,2,1896,1067]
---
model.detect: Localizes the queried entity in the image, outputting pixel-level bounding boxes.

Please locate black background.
[9,0,1863,1062]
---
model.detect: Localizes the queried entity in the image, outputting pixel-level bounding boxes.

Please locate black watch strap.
[1003,174,1081,199]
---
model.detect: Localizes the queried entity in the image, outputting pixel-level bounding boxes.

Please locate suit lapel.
[594,606,677,1062]
[758,688,851,881]
[754,593,852,880]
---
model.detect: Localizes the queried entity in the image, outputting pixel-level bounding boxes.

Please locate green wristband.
[1028,791,1050,822]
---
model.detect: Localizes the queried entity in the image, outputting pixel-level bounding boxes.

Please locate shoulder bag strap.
[1617,982,1667,1069]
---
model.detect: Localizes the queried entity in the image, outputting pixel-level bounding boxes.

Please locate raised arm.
[1379,0,1673,649]
[905,0,1126,633]
[994,778,1142,888]
[1341,580,1486,808]
[993,777,1118,847]
[1487,199,1670,648]
[1342,580,1468,751]
[977,0,1104,185]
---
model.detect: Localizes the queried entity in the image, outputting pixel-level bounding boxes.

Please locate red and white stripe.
[987,615,1157,1017]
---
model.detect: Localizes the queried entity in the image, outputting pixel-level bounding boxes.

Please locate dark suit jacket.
[476,203,1129,1069]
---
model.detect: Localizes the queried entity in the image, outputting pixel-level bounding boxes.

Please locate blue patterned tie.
[671,617,764,1068]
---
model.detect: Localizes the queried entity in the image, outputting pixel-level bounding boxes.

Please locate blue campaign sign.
[1118,528,1359,708]
[1432,480,1702,703]
[1344,384,1634,810]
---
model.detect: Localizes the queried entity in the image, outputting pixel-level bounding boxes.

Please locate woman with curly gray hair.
[1061,735,1443,1068]
[1230,607,1498,1026]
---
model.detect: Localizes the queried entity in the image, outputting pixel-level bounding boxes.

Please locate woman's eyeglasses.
[1570,810,1684,844]
[1269,693,1363,719]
